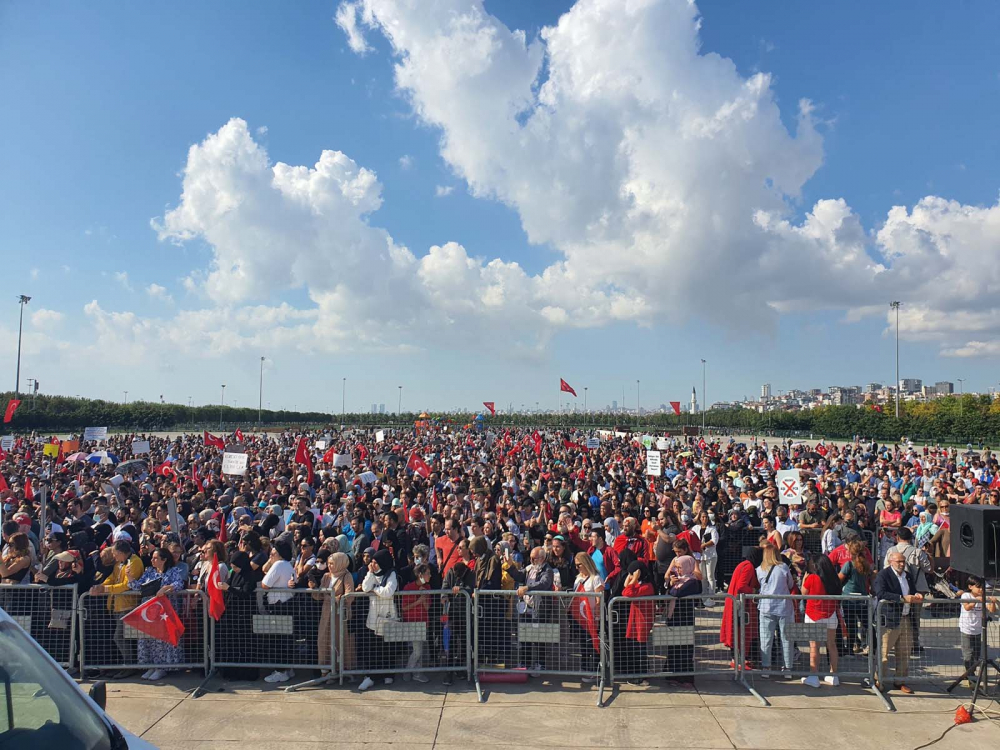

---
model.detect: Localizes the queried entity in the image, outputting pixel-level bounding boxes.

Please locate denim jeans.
[759,613,793,670]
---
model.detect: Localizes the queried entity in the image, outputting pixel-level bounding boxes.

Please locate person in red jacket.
[622,560,655,684]
[613,517,651,560]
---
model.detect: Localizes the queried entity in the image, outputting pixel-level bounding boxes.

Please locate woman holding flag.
[127,546,186,680]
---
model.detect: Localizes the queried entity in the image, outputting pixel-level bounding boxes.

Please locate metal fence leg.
[737,597,768,706]
[869,601,893,711]
[596,602,605,707]
[192,607,214,699]
[473,595,484,703]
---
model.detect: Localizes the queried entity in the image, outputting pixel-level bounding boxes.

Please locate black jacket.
[873,566,918,630]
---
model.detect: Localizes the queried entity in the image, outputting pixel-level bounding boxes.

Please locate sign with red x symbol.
[775,469,802,505]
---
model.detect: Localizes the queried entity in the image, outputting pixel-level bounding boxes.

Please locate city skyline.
[4,2,1000,412]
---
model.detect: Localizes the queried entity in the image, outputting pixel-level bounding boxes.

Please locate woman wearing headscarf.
[314,551,355,676]
[721,547,763,669]
[357,548,399,692]
[622,560,655,683]
[603,517,620,547]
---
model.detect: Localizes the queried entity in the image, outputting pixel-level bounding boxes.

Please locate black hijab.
[372,548,395,585]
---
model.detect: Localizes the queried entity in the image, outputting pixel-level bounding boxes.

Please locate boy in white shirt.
[958,576,999,687]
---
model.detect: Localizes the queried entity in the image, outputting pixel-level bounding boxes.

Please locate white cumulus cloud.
[434,185,454,197]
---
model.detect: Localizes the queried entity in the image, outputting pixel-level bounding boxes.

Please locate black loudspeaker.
[950,504,1000,579]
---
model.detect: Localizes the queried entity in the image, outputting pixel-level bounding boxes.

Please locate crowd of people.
[0,424,997,692]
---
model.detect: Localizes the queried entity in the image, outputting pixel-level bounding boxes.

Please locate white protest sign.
[333,454,354,468]
[359,471,378,485]
[375,430,385,443]
[84,426,108,441]
[641,435,655,449]
[776,469,803,505]
[646,450,662,476]
[315,440,327,450]
[0,436,13,450]
[131,440,150,455]
[586,437,600,450]
[222,451,249,476]
[655,438,669,450]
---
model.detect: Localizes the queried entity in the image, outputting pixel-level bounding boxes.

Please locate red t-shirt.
[401,582,430,623]
[802,574,837,620]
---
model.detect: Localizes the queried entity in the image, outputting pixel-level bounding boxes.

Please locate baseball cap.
[55,550,81,563]
[13,512,31,526]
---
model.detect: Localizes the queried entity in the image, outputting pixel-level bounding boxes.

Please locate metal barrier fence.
[340,589,471,686]
[739,594,876,706]
[473,590,605,705]
[79,590,209,675]
[608,593,737,685]
[211,587,333,679]
[0,584,78,669]
[873,596,995,694]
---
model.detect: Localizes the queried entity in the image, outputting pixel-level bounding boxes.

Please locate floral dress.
[128,565,187,667]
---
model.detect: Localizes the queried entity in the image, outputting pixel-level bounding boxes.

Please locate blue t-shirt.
[590,549,607,579]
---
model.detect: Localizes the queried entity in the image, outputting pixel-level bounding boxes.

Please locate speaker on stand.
[946,505,1000,714]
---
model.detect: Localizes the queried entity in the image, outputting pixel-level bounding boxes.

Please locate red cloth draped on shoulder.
[720,559,759,648]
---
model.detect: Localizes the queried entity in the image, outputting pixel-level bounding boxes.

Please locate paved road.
[103,674,999,749]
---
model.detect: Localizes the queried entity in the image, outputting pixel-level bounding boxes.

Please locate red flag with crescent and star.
[483,401,495,416]
[203,431,225,450]
[121,596,185,646]
[559,379,577,397]
[3,399,21,423]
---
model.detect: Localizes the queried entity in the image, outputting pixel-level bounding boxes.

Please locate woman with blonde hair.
[755,543,796,676]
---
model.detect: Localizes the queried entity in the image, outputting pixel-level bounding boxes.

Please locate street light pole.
[14,295,30,398]
[220,384,226,430]
[123,391,128,405]
[342,377,346,417]
[636,379,640,429]
[584,387,588,423]
[701,359,707,433]
[890,301,901,418]
[958,378,965,416]
[398,385,402,415]
[258,356,264,425]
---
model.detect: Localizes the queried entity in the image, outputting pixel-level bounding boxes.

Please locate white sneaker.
[140,669,155,680]
[146,669,167,681]
[824,675,840,686]
[801,675,821,688]
[264,670,290,684]
[383,677,394,685]
[581,676,596,684]
[358,676,374,691]
[413,673,430,683]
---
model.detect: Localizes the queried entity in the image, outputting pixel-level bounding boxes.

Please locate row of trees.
[3,392,999,444]
[0,392,329,432]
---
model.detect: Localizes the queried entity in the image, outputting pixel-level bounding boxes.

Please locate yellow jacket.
[103,555,144,613]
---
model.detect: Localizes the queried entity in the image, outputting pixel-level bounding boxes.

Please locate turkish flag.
[0,473,8,493]
[483,401,496,416]
[191,463,200,491]
[322,446,335,463]
[203,431,225,450]
[670,401,681,415]
[773,456,781,472]
[235,428,245,443]
[122,596,185,646]
[532,430,543,456]
[698,437,707,451]
[3,399,21,423]
[206,554,226,622]
[154,461,177,481]
[559,379,577,397]
[571,586,600,652]
[356,443,368,462]
[24,477,33,501]
[294,437,314,484]
[407,452,431,479]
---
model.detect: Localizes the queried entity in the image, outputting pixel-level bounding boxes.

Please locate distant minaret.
[691,386,698,414]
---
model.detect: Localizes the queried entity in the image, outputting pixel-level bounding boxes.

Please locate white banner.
[222,451,249,476]
[375,430,385,443]
[655,438,669,450]
[646,450,662,476]
[333,454,354,468]
[359,471,378,485]
[0,436,13,451]
[315,440,327,450]
[776,469,803,505]
[586,437,600,450]
[131,440,150,455]
[84,426,108,441]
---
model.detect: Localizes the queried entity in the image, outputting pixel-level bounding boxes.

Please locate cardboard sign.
[333,454,354,468]
[376,430,385,443]
[84,426,108,441]
[222,451,249,476]
[641,435,654,449]
[359,471,378,485]
[315,440,327,451]
[776,469,803,505]
[0,436,13,450]
[646,450,662,476]
[43,443,60,458]
[586,437,600,450]
[131,440,150,455]
[61,439,79,454]
[656,438,669,450]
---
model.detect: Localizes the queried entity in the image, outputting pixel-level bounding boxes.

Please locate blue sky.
[2,0,999,413]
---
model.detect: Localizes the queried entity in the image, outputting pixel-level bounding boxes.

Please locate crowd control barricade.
[211,587,333,690]
[0,584,78,669]
[473,590,605,705]
[608,593,738,687]
[339,589,470,686]
[739,594,877,707]
[873,596,991,698]
[79,589,208,675]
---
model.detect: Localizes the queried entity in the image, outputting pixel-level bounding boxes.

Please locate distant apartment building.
[934,381,954,395]
[761,383,771,399]
[899,378,922,394]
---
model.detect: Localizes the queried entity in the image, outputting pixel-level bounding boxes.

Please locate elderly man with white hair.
[873,550,923,694]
